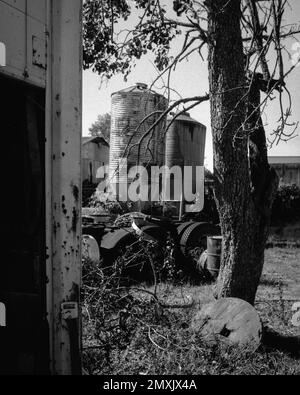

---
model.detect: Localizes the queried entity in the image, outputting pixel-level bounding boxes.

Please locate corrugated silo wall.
[165,115,206,204]
[109,88,168,188]
[165,119,206,168]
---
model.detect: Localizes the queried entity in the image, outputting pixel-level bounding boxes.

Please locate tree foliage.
[272,184,300,224]
[83,0,299,144]
[83,0,180,79]
[89,112,111,142]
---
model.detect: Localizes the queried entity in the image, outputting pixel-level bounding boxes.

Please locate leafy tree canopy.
[89,112,111,142]
[83,0,194,80]
[83,0,299,145]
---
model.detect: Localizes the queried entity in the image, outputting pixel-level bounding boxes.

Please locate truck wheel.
[176,221,194,238]
[100,228,136,266]
[180,222,220,266]
[141,225,168,244]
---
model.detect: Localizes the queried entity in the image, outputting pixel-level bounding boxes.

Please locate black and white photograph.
[0,0,299,378]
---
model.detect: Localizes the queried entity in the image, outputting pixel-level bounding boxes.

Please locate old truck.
[82,83,221,284]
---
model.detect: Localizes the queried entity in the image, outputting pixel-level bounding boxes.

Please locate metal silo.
[164,112,206,216]
[109,83,168,197]
[165,111,206,168]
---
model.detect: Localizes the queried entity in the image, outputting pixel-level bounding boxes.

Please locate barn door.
[0,74,49,374]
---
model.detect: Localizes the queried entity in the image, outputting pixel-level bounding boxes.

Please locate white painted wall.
[0,0,47,87]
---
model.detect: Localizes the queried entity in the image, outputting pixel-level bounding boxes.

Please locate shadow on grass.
[261,327,300,359]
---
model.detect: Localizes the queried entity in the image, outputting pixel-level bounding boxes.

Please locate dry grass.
[82,247,300,375]
[258,247,300,302]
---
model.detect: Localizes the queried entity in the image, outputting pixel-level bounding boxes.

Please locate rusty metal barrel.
[206,236,222,278]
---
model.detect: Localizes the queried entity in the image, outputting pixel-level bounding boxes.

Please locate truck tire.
[180,222,220,256]
[176,221,194,238]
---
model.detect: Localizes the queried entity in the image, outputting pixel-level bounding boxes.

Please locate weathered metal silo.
[109,83,168,196]
[164,112,206,215]
[165,111,206,169]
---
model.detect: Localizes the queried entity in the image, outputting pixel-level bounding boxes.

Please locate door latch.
[61,302,78,320]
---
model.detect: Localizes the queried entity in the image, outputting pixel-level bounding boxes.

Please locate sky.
[83,1,300,170]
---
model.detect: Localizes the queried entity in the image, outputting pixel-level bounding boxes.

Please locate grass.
[258,247,300,302]
[82,247,300,375]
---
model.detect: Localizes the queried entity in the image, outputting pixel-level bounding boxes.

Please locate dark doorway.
[0,74,49,374]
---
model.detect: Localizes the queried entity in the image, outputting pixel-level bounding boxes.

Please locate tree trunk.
[207,0,278,305]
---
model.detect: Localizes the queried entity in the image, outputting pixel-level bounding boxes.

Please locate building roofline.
[82,136,109,147]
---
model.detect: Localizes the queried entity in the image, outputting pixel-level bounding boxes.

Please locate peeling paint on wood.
[45,0,82,376]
